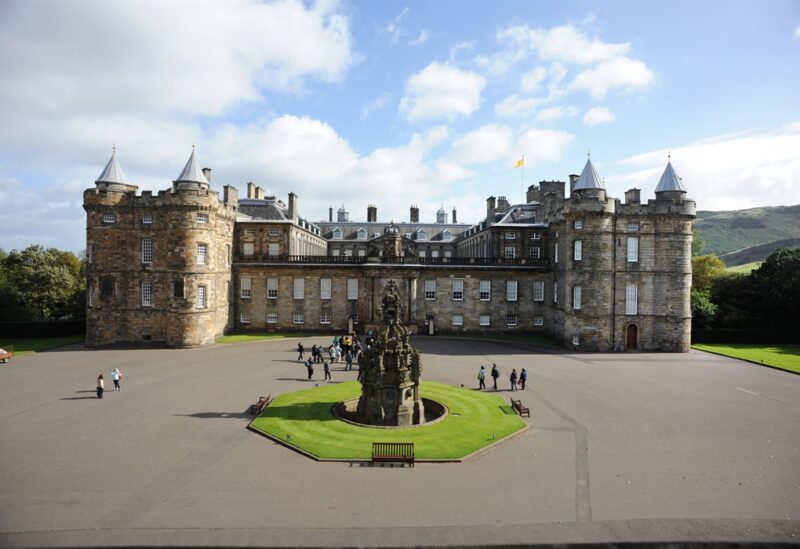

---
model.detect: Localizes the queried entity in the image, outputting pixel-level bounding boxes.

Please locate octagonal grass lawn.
[249,381,527,461]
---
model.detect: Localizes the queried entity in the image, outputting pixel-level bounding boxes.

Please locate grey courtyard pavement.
[0,336,798,547]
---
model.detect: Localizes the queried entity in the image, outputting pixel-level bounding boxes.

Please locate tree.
[748,248,800,329]
[690,289,717,330]
[691,254,726,294]
[692,229,705,256]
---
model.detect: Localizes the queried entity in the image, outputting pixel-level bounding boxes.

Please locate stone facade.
[85,152,695,352]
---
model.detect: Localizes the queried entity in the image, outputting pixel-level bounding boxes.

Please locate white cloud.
[583,106,615,126]
[610,122,800,210]
[794,25,800,40]
[494,95,546,118]
[499,24,631,66]
[515,128,575,166]
[520,67,547,93]
[362,93,391,118]
[385,7,409,45]
[399,62,486,122]
[570,57,655,99]
[535,106,578,122]
[449,125,513,164]
[449,41,474,63]
[410,29,432,46]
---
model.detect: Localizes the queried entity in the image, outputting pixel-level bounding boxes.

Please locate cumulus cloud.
[535,106,578,122]
[515,128,575,166]
[498,24,631,66]
[410,29,432,46]
[583,106,615,126]
[570,57,654,99]
[494,95,546,118]
[399,62,486,121]
[362,93,391,118]
[520,67,548,93]
[449,125,513,164]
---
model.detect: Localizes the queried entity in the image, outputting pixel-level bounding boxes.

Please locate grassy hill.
[695,204,800,266]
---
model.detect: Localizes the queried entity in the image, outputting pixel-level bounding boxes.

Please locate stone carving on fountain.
[356,280,424,426]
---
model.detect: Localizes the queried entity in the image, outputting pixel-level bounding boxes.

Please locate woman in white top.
[96,374,104,399]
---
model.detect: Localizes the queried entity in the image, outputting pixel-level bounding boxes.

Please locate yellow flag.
[514,157,524,168]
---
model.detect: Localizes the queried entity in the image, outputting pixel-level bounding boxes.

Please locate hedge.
[0,319,86,338]
[692,329,800,344]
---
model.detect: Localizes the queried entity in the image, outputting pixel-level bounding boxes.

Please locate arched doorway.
[625,324,638,350]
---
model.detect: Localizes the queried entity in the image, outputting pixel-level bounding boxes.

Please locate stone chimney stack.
[329,206,333,222]
[569,174,580,194]
[625,188,641,205]
[486,196,496,224]
[255,186,265,200]
[201,168,212,183]
[410,205,419,223]
[247,182,256,199]
[288,192,298,223]
[367,204,377,222]
[497,196,510,210]
[452,207,457,224]
[223,184,238,207]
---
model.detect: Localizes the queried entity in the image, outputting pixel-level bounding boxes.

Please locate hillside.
[694,204,800,265]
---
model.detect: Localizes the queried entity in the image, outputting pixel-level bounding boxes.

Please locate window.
[320,312,331,324]
[352,313,359,324]
[572,334,580,346]
[479,280,491,301]
[452,314,464,326]
[505,246,516,259]
[344,249,353,257]
[240,313,251,324]
[424,280,436,300]
[293,278,304,299]
[444,250,452,258]
[173,278,185,298]
[347,278,358,300]
[627,237,639,262]
[506,314,518,326]
[331,249,340,256]
[554,281,558,303]
[574,240,583,261]
[142,214,153,224]
[533,281,544,301]
[141,281,152,307]
[574,220,583,230]
[479,314,491,326]
[268,243,280,256]
[533,315,544,326]
[240,277,251,298]
[573,286,582,310]
[505,232,516,240]
[627,223,639,232]
[418,250,427,258]
[530,246,541,259]
[269,227,281,236]
[506,280,518,302]
[452,279,464,301]
[101,277,114,298]
[332,228,342,240]
[197,285,207,308]
[243,243,254,256]
[103,212,116,224]
[320,278,332,300]
[197,213,208,224]
[266,313,278,324]
[416,229,428,240]
[244,227,255,236]
[292,312,304,324]
[141,238,153,264]
[431,250,440,258]
[197,244,207,265]
[531,232,541,240]
[626,284,638,315]
[441,230,453,241]
[357,228,367,240]
[554,241,559,263]
[357,249,366,257]
[267,278,278,299]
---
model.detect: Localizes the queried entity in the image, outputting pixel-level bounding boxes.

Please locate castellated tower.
[84,148,238,347]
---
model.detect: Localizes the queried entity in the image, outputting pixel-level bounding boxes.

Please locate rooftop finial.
[587,148,591,158]
[668,150,671,161]
[112,143,116,153]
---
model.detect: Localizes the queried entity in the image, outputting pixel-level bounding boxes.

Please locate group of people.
[96,367,122,398]
[298,333,370,382]
[477,364,527,391]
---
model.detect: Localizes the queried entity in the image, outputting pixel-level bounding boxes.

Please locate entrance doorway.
[426,315,435,335]
[625,324,638,350]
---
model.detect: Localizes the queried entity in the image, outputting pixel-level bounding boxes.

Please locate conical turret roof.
[655,160,686,193]
[174,146,209,185]
[95,147,128,185]
[573,157,604,191]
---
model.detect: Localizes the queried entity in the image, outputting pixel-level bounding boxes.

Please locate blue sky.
[1,0,799,253]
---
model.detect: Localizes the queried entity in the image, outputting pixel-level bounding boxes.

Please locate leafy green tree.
[690,289,717,330]
[710,272,753,329]
[748,248,800,328]
[692,254,726,293]
[692,229,705,256]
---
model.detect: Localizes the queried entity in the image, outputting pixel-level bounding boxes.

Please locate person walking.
[345,350,353,371]
[110,368,122,391]
[305,358,314,380]
[510,368,518,391]
[96,374,105,399]
[323,361,332,382]
[519,368,528,390]
[477,365,486,390]
[491,364,499,390]
[297,342,305,361]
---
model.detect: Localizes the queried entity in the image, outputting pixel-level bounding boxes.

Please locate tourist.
[297,342,305,361]
[510,368,518,391]
[519,368,528,390]
[345,350,353,371]
[96,374,104,399]
[491,364,499,390]
[305,358,314,380]
[110,367,122,392]
[333,344,342,363]
[324,361,332,381]
[311,344,318,362]
[477,365,486,390]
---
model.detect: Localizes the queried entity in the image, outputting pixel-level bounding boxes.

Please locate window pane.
[197,286,207,308]
[424,280,436,300]
[197,244,207,265]
[626,284,638,315]
[293,278,304,299]
[533,315,544,326]
[573,286,582,310]
[479,314,490,326]
[269,243,280,256]
[506,314,518,326]
[267,278,278,298]
[320,278,331,300]
[141,281,152,307]
[479,280,491,301]
[452,279,464,300]
[574,240,582,261]
[452,314,463,326]
[533,281,544,301]
[347,279,358,300]
[240,277,251,298]
[243,243,254,256]
[141,239,153,264]
[627,237,639,262]
[506,280,518,301]
[266,313,277,324]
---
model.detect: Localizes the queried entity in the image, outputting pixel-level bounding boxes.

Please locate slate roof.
[95,148,128,185]
[174,147,209,185]
[655,160,686,193]
[573,157,604,191]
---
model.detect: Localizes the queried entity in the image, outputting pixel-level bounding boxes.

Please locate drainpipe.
[611,214,617,350]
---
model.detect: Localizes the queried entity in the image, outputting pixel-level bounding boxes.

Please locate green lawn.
[250,381,526,460]
[0,335,85,356]
[726,261,761,274]
[216,332,313,344]
[693,343,800,374]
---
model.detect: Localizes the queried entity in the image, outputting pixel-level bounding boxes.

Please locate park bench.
[0,346,13,364]
[510,398,530,418]
[371,442,415,466]
[249,394,272,416]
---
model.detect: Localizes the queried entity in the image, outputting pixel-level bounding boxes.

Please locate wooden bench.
[249,394,272,416]
[510,398,530,418]
[372,442,415,466]
[0,346,13,364]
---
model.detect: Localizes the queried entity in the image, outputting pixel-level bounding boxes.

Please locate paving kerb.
[0,337,798,547]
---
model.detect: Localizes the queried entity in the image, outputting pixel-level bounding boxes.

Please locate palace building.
[84,148,695,352]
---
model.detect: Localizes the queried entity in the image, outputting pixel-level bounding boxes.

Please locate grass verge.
[692,343,800,374]
[250,381,526,460]
[217,332,315,344]
[0,336,85,356]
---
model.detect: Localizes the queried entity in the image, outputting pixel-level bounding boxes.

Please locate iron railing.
[235,254,549,267]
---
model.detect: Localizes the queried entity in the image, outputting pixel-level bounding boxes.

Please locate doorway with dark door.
[625,323,638,350]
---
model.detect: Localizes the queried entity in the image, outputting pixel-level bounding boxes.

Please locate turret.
[94,147,137,193]
[337,204,349,222]
[436,206,447,224]
[173,146,210,192]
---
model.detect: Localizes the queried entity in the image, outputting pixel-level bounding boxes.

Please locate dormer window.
[332,227,343,240]
[416,229,428,241]
[441,230,453,241]
[356,228,367,240]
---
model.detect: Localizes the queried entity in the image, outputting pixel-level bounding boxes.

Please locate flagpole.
[520,154,525,204]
